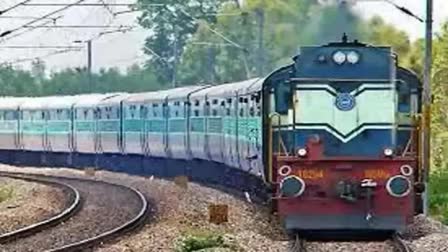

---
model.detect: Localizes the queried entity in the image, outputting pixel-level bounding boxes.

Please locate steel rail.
[0,171,149,251]
[0,172,81,243]
[290,234,307,252]
[392,233,413,252]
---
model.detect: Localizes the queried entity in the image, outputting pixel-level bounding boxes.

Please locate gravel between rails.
[0,165,447,252]
[0,175,145,252]
[0,177,66,235]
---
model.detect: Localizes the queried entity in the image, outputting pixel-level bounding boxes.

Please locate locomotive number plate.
[296,169,324,180]
[364,169,390,180]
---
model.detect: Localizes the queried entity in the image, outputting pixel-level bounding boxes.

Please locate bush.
[429,169,448,224]
[0,186,13,203]
[176,232,237,252]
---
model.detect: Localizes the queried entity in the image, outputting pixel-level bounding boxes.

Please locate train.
[0,37,425,235]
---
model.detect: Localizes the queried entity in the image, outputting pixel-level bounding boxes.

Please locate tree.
[0,65,37,96]
[364,16,411,64]
[178,0,317,84]
[137,0,228,85]
[429,23,448,169]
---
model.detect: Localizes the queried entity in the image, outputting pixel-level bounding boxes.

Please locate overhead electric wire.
[5,48,82,65]
[175,7,246,51]
[0,0,33,15]
[98,0,115,16]
[24,25,135,29]
[0,17,62,43]
[0,45,83,49]
[0,15,58,21]
[1,0,145,69]
[22,3,164,7]
[0,0,87,38]
[384,0,424,22]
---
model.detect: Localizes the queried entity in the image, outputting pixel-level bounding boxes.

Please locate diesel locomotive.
[0,37,424,234]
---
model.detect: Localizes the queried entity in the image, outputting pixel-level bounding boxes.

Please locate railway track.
[290,234,307,252]
[0,171,149,252]
[0,173,81,243]
[290,233,413,252]
[392,233,413,252]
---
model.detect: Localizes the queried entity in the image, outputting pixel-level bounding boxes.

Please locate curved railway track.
[0,171,149,252]
[0,173,81,243]
[290,233,413,252]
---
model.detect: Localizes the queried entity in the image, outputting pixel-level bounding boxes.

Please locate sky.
[0,0,446,73]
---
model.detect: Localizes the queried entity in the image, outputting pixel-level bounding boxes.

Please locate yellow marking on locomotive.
[296,169,325,180]
[364,169,390,180]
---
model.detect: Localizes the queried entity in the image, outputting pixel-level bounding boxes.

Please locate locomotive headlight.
[386,175,411,198]
[384,148,394,157]
[297,148,308,157]
[332,51,346,65]
[280,176,306,197]
[347,51,360,64]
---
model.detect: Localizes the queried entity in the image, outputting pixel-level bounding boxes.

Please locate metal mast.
[422,0,433,215]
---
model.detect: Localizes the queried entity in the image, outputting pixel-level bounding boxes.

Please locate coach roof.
[73,93,121,108]
[190,78,262,99]
[125,86,207,104]
[0,97,29,110]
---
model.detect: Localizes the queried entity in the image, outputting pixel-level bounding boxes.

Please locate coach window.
[172,101,181,118]
[239,97,245,117]
[192,100,200,117]
[249,106,255,117]
[139,105,146,119]
[56,109,67,120]
[205,101,210,116]
[225,98,233,117]
[238,96,246,117]
[152,103,159,118]
[5,111,15,120]
[84,109,89,120]
[129,105,136,119]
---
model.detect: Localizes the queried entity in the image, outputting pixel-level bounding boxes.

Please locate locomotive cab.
[264,37,423,235]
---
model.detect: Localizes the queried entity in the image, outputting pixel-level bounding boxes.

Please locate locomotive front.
[263,38,423,234]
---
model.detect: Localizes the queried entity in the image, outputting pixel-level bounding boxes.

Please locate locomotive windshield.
[293,81,397,157]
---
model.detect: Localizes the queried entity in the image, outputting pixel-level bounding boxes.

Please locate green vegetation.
[176,231,239,252]
[0,186,13,203]
[429,170,448,224]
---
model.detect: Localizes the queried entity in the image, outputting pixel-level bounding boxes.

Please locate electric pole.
[255,8,264,77]
[87,40,92,91]
[172,28,178,88]
[422,0,433,215]
[74,39,93,92]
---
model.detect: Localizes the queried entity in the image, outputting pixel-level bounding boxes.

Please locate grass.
[175,229,240,252]
[429,169,448,224]
[0,186,13,203]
